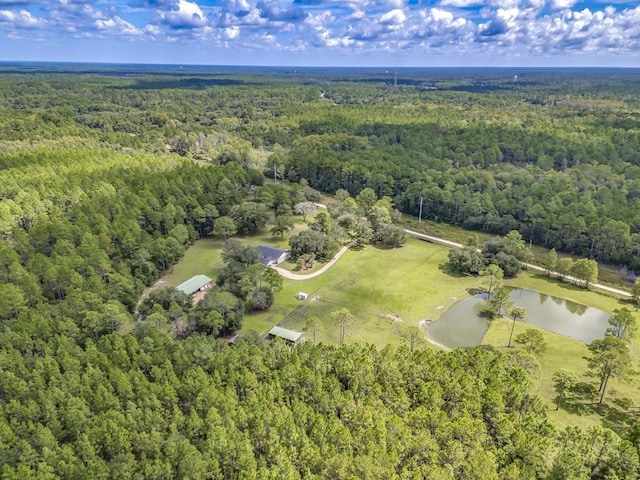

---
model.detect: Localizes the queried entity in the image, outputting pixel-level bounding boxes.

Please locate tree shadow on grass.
[559,382,639,434]
[557,382,599,416]
[599,403,639,433]
[372,244,399,251]
[438,263,470,278]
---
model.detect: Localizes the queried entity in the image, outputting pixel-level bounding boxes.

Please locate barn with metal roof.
[176,274,212,296]
[267,326,304,345]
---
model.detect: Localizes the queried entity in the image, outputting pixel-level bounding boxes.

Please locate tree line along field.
[4,67,640,270]
[2,65,640,477]
[163,217,640,435]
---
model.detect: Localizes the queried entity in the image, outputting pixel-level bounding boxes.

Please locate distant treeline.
[6,68,639,267]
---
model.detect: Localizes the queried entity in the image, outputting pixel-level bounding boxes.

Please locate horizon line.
[2,60,640,70]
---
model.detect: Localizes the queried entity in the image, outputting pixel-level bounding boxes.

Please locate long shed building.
[267,326,304,345]
[176,275,212,296]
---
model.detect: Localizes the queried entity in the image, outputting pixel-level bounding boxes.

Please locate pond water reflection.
[427,288,610,349]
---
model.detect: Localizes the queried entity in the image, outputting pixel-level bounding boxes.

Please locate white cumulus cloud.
[379,8,406,25]
[550,0,579,10]
[1,0,640,64]
[439,0,483,7]
[0,9,42,28]
[95,16,141,36]
[430,8,454,22]
[224,25,240,39]
[160,0,208,28]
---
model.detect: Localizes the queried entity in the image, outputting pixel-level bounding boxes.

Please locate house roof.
[258,246,288,265]
[268,326,303,343]
[176,274,212,295]
[258,246,288,258]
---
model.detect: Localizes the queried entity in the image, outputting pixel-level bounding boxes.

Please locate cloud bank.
[0,0,639,64]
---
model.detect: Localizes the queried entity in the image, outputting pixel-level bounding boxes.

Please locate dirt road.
[281,205,633,297]
[404,228,632,298]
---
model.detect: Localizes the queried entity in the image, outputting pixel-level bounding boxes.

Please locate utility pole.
[418,196,424,223]
[526,238,533,269]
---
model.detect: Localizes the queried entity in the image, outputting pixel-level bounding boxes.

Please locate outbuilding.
[176,274,213,296]
[266,326,304,345]
[297,292,308,300]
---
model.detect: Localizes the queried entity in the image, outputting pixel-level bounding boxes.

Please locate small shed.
[297,292,308,300]
[267,326,304,345]
[176,274,213,296]
[258,246,290,266]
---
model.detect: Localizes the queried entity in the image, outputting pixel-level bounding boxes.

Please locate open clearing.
[166,231,640,432]
[485,272,640,433]
[165,234,482,347]
[146,233,295,293]
[243,238,482,348]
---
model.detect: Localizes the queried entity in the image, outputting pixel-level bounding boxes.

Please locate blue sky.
[0,0,639,66]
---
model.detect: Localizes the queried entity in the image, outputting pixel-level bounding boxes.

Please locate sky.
[0,0,639,67]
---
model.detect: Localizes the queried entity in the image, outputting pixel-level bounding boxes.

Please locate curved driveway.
[272,243,353,280]
[295,204,632,298]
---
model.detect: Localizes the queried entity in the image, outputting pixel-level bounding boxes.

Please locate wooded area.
[1,65,640,477]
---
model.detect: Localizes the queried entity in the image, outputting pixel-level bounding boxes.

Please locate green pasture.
[244,238,481,348]
[161,238,225,288]
[401,216,633,290]
[483,315,640,434]
[159,230,302,288]
[483,271,640,433]
[166,229,640,432]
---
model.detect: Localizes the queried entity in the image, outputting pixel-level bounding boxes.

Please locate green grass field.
[158,232,300,288]
[164,228,640,433]
[244,238,481,348]
[401,216,633,290]
[482,315,640,433]
[484,271,640,433]
[161,238,225,288]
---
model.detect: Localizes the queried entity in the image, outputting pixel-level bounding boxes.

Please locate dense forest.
[3,66,640,268]
[2,64,640,476]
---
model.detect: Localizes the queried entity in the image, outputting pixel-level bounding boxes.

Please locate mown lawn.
[401,216,633,290]
[158,229,301,289]
[161,238,225,288]
[160,234,484,349]
[138,237,227,308]
[244,238,482,348]
[484,271,640,433]
[163,229,640,433]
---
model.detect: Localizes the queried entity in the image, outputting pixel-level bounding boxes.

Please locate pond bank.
[427,288,610,349]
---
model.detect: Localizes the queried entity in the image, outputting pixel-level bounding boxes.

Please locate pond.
[427,288,611,349]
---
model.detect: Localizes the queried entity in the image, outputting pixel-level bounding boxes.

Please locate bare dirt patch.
[386,313,403,323]
[191,286,212,305]
[418,319,433,329]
